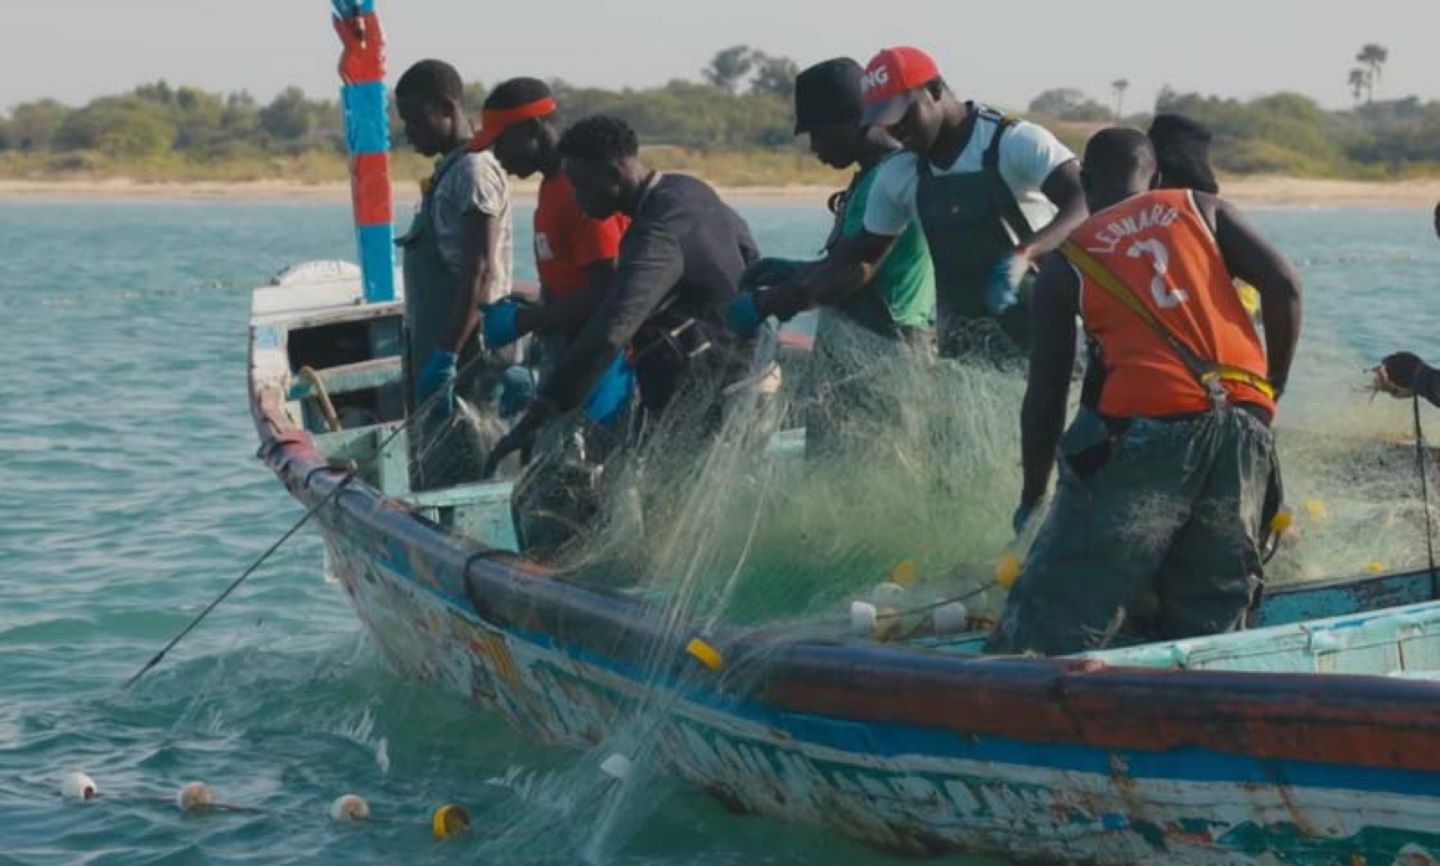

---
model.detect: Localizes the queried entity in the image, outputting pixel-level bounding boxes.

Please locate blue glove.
[497,365,536,419]
[1012,502,1033,536]
[417,350,458,417]
[985,252,1030,316]
[583,352,635,425]
[725,293,763,339]
[483,300,522,349]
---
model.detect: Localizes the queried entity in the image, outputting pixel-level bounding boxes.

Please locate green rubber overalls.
[396,152,491,489]
[915,106,1035,360]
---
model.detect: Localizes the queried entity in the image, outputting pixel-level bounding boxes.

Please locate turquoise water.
[0,199,1435,865]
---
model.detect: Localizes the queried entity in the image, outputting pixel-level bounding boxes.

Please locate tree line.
[2,43,1436,180]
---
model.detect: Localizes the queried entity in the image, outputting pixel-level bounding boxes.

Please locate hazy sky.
[2,0,1436,113]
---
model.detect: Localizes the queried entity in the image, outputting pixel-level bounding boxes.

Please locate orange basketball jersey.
[1069,188,1273,418]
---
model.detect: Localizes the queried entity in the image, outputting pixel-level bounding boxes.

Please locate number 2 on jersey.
[1126,239,1189,309]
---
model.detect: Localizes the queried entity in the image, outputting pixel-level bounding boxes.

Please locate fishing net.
[382,310,1439,862]
[405,311,1438,634]
[1260,325,1436,583]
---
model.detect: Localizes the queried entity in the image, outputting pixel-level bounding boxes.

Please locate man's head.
[476,77,559,179]
[859,47,947,155]
[1080,127,1157,212]
[395,60,467,157]
[794,58,866,169]
[558,116,643,218]
[1148,114,1219,194]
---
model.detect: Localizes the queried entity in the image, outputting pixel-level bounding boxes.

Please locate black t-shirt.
[541,173,758,409]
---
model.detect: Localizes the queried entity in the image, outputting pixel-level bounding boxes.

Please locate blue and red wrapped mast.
[332,0,395,303]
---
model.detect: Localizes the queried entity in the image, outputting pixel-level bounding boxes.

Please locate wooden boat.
[250,260,1440,866]
[246,6,1440,861]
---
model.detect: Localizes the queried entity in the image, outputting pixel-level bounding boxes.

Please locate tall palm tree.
[1355,44,1388,102]
[1348,68,1369,106]
[1110,78,1130,120]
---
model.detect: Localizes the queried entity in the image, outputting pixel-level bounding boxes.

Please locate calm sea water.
[0,198,1435,866]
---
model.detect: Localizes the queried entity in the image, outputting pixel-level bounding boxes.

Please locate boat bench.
[287,356,402,401]
[1085,599,1440,676]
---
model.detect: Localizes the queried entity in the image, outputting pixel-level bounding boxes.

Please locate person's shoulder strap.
[1060,239,1274,401]
[974,107,1036,238]
[978,106,1014,171]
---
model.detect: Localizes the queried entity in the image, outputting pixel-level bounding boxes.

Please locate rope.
[296,366,343,433]
[123,353,489,689]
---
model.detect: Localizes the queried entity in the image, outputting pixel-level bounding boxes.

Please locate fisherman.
[776,46,1086,359]
[486,115,760,468]
[1148,114,1220,194]
[725,57,935,455]
[476,77,630,398]
[394,59,522,486]
[987,127,1303,655]
[1372,203,1440,406]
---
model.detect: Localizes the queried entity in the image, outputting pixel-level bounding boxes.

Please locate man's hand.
[985,250,1031,316]
[483,300,523,349]
[1375,351,1432,398]
[482,400,555,479]
[417,350,458,418]
[582,353,634,425]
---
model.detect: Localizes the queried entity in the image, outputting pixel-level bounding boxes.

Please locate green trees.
[1356,43,1388,102]
[2,42,1436,181]
[1028,88,1112,121]
[53,96,174,157]
[1150,83,1440,175]
[259,87,318,144]
[551,78,791,150]
[699,45,800,100]
[1346,43,1388,107]
[1348,68,1369,106]
[703,46,756,94]
[7,100,70,152]
[750,53,800,100]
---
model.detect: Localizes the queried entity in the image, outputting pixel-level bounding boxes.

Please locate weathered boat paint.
[304,489,1440,864]
[251,279,1440,865]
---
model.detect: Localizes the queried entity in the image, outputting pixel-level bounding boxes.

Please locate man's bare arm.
[519,258,617,337]
[760,230,895,317]
[439,210,500,353]
[1204,194,1303,396]
[1021,160,1088,257]
[1020,254,1080,510]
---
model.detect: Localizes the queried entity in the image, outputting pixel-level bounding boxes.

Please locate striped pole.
[332,0,395,303]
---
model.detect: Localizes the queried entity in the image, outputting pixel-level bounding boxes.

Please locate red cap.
[860,46,940,127]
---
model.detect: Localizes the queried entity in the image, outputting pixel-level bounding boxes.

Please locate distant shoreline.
[1,175,1437,208]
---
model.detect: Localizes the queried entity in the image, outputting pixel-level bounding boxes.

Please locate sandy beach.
[1,175,1437,207]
